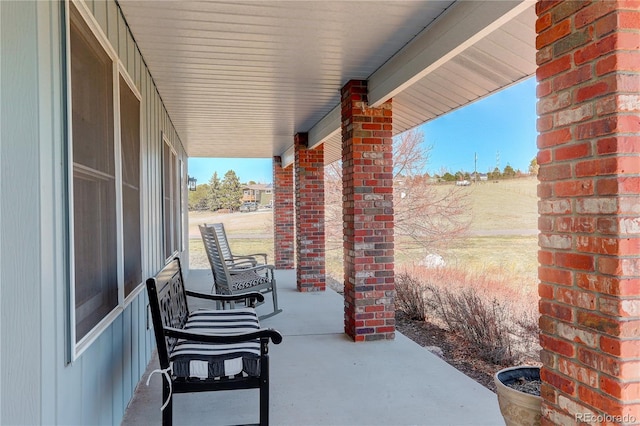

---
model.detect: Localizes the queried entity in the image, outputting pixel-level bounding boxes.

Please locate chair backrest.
[199,224,233,294]
[146,257,190,368]
[211,223,233,261]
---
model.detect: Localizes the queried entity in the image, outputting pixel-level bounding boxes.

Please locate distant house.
[470,172,489,182]
[242,183,273,205]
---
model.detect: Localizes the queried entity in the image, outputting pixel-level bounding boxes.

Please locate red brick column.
[341,80,395,341]
[536,1,640,423]
[273,156,294,269]
[294,133,326,292]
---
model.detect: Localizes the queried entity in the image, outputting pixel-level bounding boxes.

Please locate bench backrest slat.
[146,257,190,368]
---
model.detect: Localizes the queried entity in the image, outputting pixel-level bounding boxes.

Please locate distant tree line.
[188,170,244,211]
[189,155,539,211]
[432,157,538,182]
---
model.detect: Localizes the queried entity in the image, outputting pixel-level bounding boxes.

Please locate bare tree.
[325,129,469,255]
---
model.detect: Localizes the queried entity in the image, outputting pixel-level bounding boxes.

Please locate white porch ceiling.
[118,0,537,164]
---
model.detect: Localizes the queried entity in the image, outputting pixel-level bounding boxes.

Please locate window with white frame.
[120,75,142,297]
[163,140,181,260]
[69,2,142,347]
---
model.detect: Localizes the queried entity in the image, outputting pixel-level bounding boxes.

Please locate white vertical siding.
[36,1,67,422]
[0,1,42,424]
[1,0,187,424]
[106,0,118,51]
[0,48,2,421]
[93,0,107,31]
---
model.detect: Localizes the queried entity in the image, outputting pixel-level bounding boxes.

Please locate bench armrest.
[185,290,265,305]
[164,326,283,345]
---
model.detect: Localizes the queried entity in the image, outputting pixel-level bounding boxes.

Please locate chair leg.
[260,355,270,426]
[162,381,173,426]
[271,279,279,313]
[258,293,282,320]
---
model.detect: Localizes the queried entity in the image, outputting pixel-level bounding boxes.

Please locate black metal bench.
[146,257,283,426]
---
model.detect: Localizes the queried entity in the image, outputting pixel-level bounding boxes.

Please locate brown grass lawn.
[464,177,538,232]
[189,210,275,269]
[188,210,273,237]
[189,177,539,290]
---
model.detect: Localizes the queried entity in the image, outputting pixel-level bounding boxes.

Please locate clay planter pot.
[494,366,542,426]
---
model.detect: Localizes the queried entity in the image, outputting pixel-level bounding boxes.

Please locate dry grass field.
[465,177,538,232]
[188,210,272,237]
[188,177,539,291]
[188,210,275,269]
[445,177,539,289]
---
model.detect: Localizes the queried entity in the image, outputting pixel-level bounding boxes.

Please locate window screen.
[163,142,176,259]
[120,76,142,296]
[70,6,117,341]
[161,144,182,259]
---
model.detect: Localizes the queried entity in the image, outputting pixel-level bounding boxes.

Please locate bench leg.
[162,381,172,426]
[260,355,270,426]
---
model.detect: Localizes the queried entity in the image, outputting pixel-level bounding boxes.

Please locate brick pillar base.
[536,1,640,423]
[295,133,326,292]
[273,156,294,269]
[341,80,395,341]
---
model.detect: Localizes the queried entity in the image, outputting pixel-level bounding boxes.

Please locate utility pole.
[474,152,477,183]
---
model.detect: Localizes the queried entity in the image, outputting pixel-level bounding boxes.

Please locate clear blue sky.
[422,77,537,175]
[188,77,537,184]
[189,157,274,186]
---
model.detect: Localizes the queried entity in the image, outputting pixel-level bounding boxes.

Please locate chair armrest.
[230,264,275,274]
[230,254,263,260]
[185,290,265,304]
[164,326,283,345]
[227,258,258,269]
[233,253,268,263]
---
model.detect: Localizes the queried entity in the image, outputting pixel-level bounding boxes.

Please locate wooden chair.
[199,224,282,319]
[146,257,282,426]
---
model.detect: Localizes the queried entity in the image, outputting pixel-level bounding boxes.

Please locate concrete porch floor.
[122,269,504,425]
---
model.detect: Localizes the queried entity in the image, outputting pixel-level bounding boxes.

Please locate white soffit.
[119,0,453,158]
[118,1,536,165]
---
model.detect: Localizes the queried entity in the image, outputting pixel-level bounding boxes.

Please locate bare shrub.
[395,272,428,321]
[436,288,516,365]
[399,264,540,366]
[513,307,540,360]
